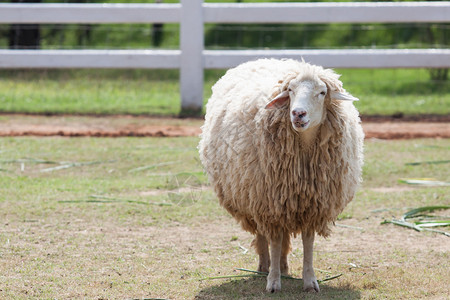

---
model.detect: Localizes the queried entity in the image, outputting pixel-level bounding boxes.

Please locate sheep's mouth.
[293,120,310,129]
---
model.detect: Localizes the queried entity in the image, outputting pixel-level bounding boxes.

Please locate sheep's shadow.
[196,277,360,300]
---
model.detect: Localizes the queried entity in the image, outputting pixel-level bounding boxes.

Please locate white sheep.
[198,58,364,293]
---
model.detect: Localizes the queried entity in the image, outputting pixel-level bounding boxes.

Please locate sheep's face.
[287,79,327,132]
[265,71,358,133]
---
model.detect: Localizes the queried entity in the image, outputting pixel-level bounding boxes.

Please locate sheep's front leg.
[302,230,320,292]
[252,233,270,273]
[266,231,283,293]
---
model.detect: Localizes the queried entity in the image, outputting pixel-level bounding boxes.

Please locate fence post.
[180,0,204,115]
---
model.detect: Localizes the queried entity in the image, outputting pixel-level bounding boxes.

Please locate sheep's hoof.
[302,277,320,293]
[266,276,281,293]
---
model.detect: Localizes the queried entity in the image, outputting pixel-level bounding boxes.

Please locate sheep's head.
[265,65,358,133]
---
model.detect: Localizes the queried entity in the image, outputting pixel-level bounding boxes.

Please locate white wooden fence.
[0,1,449,112]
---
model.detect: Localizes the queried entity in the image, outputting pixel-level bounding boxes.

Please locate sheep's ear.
[319,69,359,101]
[331,91,359,101]
[265,90,290,109]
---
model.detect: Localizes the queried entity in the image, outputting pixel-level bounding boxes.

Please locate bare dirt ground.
[0,114,449,139]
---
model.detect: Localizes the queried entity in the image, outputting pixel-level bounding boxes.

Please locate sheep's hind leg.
[302,230,320,292]
[281,230,291,275]
[266,231,283,293]
[251,233,270,273]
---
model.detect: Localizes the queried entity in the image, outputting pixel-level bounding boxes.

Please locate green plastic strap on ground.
[382,205,450,237]
[201,268,343,283]
[398,178,450,186]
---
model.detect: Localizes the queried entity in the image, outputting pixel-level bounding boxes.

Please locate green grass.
[0,136,449,299]
[0,70,182,116]
[337,68,450,116]
[0,68,448,116]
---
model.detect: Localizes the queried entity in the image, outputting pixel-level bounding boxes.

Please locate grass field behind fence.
[0,68,448,116]
[0,137,449,299]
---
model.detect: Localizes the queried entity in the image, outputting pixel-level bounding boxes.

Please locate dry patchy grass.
[0,137,449,299]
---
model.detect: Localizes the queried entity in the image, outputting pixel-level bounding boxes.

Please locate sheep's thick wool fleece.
[199,59,364,239]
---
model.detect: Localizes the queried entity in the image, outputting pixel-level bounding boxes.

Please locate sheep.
[198,58,364,293]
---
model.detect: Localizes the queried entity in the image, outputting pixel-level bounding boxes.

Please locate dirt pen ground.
[0,114,449,139]
[0,114,449,299]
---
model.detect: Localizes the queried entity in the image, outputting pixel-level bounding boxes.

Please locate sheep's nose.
[292,108,307,118]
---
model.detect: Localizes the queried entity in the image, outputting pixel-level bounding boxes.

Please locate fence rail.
[0,3,181,24]
[203,2,450,24]
[1,2,449,24]
[1,49,448,70]
[204,49,450,69]
[0,1,449,112]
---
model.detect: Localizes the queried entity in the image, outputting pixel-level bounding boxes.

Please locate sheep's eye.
[288,88,293,92]
[319,91,326,96]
